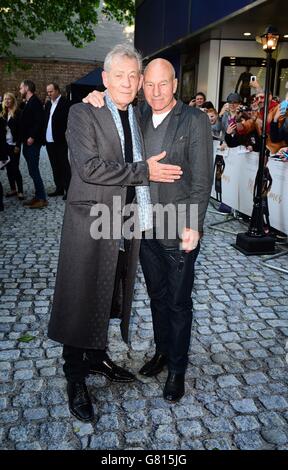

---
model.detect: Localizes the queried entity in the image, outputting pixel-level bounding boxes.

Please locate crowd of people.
[188,84,288,223]
[1,76,288,212]
[0,80,71,211]
[189,85,288,156]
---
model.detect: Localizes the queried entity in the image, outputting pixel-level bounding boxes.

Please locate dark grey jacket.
[48,103,149,349]
[141,100,213,244]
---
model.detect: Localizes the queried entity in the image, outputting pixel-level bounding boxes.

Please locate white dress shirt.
[6,115,16,145]
[46,95,61,142]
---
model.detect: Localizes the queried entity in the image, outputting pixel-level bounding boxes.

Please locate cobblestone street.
[0,150,288,450]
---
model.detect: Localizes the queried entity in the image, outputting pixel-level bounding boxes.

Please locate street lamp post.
[235,26,280,255]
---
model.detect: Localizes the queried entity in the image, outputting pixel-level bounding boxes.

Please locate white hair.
[104,44,142,73]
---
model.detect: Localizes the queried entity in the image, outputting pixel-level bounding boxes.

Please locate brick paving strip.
[0,151,288,450]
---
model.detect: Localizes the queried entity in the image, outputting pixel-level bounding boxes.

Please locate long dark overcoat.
[48,103,149,349]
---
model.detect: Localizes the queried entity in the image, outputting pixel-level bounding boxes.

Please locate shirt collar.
[51,95,61,105]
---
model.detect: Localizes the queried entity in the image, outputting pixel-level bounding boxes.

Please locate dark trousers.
[110,241,130,317]
[23,143,46,200]
[63,346,107,383]
[63,244,130,382]
[6,145,23,193]
[46,142,71,193]
[140,238,200,374]
[0,181,3,209]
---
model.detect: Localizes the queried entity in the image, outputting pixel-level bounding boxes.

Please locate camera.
[238,105,250,112]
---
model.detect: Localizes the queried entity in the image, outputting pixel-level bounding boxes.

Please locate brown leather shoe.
[23,198,38,207]
[28,199,48,209]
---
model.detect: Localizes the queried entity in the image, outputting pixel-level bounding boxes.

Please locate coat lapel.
[134,108,146,159]
[140,106,152,161]
[91,105,124,163]
[89,103,146,164]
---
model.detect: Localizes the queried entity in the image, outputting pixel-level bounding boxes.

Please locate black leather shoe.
[89,356,135,383]
[48,190,64,197]
[139,353,167,377]
[67,381,94,422]
[163,372,185,403]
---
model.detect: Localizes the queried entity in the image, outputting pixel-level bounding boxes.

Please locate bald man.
[84,58,213,403]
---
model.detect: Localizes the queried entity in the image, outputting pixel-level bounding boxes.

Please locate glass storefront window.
[219,57,276,109]
[277,60,288,100]
[181,65,196,104]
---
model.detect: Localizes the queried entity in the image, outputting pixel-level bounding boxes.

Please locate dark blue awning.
[72,68,103,87]
[69,67,105,103]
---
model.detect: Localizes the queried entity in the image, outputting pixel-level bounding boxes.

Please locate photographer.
[225,108,260,151]
[219,92,242,133]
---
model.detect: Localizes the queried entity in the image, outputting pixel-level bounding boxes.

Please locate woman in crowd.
[219,92,242,133]
[0,92,24,200]
[0,118,7,211]
[270,96,288,146]
[225,111,260,152]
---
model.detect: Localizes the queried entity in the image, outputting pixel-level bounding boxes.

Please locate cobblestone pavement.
[0,149,288,450]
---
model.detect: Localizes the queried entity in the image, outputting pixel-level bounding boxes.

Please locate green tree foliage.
[0,0,135,68]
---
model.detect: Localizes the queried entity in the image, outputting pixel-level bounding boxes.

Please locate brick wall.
[0,59,103,103]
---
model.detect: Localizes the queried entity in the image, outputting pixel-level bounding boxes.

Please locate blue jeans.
[140,238,200,374]
[23,143,46,200]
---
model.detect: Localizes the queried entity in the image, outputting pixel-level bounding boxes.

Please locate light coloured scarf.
[105,92,153,232]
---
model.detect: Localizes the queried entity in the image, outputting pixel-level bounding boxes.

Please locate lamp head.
[259,25,279,51]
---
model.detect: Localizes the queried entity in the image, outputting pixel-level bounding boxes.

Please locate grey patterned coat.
[48,103,149,349]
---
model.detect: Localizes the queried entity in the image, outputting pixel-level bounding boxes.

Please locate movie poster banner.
[211,142,288,235]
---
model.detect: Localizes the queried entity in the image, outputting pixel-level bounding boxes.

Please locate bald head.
[144,58,176,80]
[143,58,177,114]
